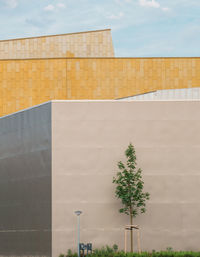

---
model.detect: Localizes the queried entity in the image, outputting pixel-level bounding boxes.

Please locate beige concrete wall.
[0,29,114,59]
[52,100,200,256]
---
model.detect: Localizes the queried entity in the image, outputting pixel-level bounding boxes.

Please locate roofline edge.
[0,28,111,43]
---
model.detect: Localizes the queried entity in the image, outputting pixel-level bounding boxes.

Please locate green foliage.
[92,245,116,257]
[67,249,75,257]
[62,246,200,257]
[166,247,173,252]
[113,143,150,218]
[62,249,77,257]
[113,244,119,252]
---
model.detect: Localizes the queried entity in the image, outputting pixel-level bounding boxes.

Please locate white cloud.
[57,3,66,9]
[108,12,124,20]
[44,4,55,11]
[139,0,160,8]
[162,7,170,11]
[43,3,65,12]
[5,0,18,8]
[139,0,170,11]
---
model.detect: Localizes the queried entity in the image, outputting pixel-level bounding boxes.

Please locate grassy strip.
[60,246,200,257]
[60,252,200,257]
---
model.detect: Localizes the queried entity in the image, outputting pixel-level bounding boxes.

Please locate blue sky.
[0,0,200,57]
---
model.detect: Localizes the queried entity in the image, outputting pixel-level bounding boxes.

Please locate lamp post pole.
[75,211,82,257]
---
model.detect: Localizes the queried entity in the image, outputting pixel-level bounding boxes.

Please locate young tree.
[113,143,150,252]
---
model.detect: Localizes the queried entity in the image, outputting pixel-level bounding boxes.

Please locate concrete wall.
[0,103,52,256]
[1,57,200,117]
[1,100,200,257]
[0,29,114,59]
[52,100,200,256]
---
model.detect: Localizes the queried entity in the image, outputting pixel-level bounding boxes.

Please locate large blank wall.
[52,101,200,256]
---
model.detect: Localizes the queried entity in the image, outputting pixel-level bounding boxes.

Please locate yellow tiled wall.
[66,58,200,99]
[0,29,114,59]
[0,59,67,115]
[0,57,200,117]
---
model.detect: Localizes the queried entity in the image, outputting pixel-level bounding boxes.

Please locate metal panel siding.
[119,87,200,100]
[0,103,52,257]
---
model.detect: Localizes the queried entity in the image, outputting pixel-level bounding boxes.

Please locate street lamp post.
[74,210,82,257]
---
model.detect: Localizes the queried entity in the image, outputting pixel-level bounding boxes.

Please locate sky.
[0,0,200,57]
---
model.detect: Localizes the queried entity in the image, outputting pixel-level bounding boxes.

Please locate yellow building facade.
[1,57,200,117]
[0,29,200,117]
[0,29,114,59]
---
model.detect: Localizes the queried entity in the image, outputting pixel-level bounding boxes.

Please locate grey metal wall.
[0,103,52,257]
[118,87,200,100]
[52,100,200,256]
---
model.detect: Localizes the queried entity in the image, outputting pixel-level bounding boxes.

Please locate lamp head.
[75,210,82,216]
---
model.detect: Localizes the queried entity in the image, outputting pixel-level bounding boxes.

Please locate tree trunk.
[130,209,133,252]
